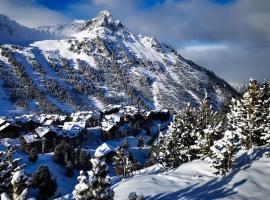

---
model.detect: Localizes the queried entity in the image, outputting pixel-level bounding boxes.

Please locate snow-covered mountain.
[0,11,237,115]
[36,19,86,38]
[0,14,53,45]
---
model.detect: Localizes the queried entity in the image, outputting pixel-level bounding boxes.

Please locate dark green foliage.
[53,142,75,165]
[66,161,74,177]
[28,148,38,163]
[129,192,145,200]
[31,165,57,199]
[79,149,92,170]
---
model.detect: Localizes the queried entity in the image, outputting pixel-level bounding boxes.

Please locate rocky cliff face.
[0,11,237,115]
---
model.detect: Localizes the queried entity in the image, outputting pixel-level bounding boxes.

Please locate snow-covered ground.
[1,138,270,200]
[113,147,270,200]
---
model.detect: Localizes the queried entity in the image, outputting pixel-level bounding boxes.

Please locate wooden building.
[0,122,22,138]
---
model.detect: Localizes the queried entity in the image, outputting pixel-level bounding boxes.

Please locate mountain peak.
[81,10,124,33]
[98,10,113,18]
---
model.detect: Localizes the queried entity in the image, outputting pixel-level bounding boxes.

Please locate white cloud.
[183,44,229,52]
[0,0,269,84]
[0,0,69,27]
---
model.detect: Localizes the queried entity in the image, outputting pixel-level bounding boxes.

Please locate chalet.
[62,121,86,146]
[71,111,100,127]
[21,134,41,153]
[32,115,46,124]
[57,115,68,125]
[101,113,122,140]
[35,126,58,152]
[94,143,116,162]
[100,105,122,116]
[145,109,171,122]
[15,115,40,131]
[0,122,22,138]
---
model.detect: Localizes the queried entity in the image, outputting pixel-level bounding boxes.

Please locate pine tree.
[194,97,221,158]
[227,79,267,149]
[28,148,38,163]
[125,155,134,178]
[72,171,92,200]
[210,130,240,175]
[53,142,75,165]
[31,165,57,199]
[79,149,92,170]
[11,170,29,200]
[0,143,25,196]
[260,80,270,144]
[74,149,81,169]
[156,133,170,168]
[66,161,74,177]
[113,147,125,175]
[89,158,114,200]
[128,192,145,200]
[160,104,197,169]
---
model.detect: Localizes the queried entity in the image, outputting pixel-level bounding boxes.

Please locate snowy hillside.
[3,139,269,200]
[113,148,270,200]
[0,10,237,115]
[0,14,53,45]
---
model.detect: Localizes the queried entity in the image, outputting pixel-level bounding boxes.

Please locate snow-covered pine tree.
[210,130,240,175]
[157,132,170,169]
[0,143,25,196]
[227,79,265,149]
[72,171,92,200]
[260,80,270,144]
[194,97,221,158]
[11,170,29,200]
[161,103,197,169]
[113,147,125,175]
[244,79,264,147]
[89,158,114,200]
[125,155,134,178]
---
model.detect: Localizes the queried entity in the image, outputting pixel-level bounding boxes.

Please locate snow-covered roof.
[102,104,122,113]
[15,114,33,123]
[71,111,99,122]
[58,115,67,121]
[101,106,144,132]
[101,113,121,132]
[22,134,40,144]
[146,109,169,117]
[0,117,6,125]
[32,115,46,124]
[50,126,64,137]
[119,106,140,116]
[63,121,86,137]
[94,143,115,158]
[44,119,53,126]
[35,126,51,137]
[0,123,10,131]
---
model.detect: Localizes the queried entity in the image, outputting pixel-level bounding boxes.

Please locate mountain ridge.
[0,11,238,116]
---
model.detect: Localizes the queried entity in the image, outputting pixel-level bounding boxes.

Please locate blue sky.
[35,0,235,13]
[0,0,269,85]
